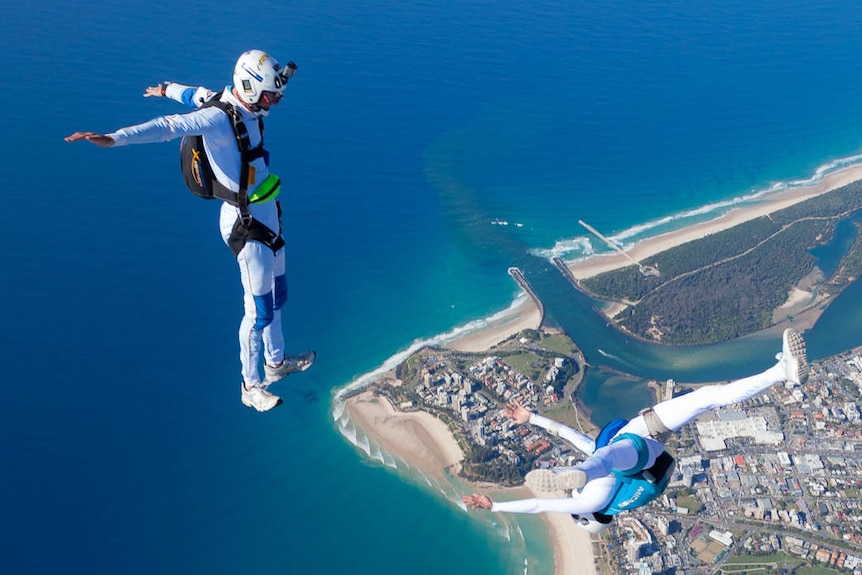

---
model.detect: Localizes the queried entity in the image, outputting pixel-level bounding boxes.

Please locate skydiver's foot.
[241,382,282,412]
[778,329,808,386]
[525,468,588,494]
[264,350,316,383]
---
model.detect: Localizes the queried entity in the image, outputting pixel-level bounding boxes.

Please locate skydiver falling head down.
[462,328,809,534]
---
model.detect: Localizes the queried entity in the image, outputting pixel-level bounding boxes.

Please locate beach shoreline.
[345,389,596,575]
[446,295,544,353]
[341,163,862,575]
[566,164,862,280]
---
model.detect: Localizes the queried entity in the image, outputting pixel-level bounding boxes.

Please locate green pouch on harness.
[248,173,281,204]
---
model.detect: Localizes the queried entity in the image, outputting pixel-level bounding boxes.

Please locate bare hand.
[143,85,164,98]
[462,494,493,510]
[503,399,532,424]
[64,132,115,147]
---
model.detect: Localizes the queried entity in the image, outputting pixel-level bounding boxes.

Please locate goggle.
[260,91,283,106]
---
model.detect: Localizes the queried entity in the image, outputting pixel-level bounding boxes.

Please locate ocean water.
[2,1,862,574]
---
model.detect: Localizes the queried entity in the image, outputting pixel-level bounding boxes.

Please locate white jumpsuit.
[492,360,788,516]
[108,84,286,387]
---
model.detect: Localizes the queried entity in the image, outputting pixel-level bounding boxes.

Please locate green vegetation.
[503,352,544,380]
[579,182,862,344]
[796,566,843,575]
[538,333,579,355]
[540,402,595,433]
[721,551,802,575]
[724,552,794,565]
[824,220,862,295]
[460,443,531,486]
[721,565,774,574]
[677,496,704,514]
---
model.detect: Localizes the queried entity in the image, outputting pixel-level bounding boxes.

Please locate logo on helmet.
[241,63,264,83]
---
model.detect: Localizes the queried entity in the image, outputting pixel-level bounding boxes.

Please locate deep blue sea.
[2,1,862,574]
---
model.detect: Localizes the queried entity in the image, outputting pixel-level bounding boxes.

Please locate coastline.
[346,389,464,477]
[447,295,544,353]
[567,164,862,280]
[345,389,596,575]
[340,162,862,575]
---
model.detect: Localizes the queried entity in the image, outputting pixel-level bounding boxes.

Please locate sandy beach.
[568,164,862,280]
[447,296,544,352]
[347,390,464,476]
[346,390,596,575]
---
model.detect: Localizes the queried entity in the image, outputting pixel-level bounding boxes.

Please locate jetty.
[508,267,545,327]
[578,219,660,277]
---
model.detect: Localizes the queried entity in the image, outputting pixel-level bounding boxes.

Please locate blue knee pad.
[253,292,275,330]
[274,274,287,310]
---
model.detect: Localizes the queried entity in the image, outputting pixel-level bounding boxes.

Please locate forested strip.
[770,181,862,224]
[824,220,862,295]
[619,219,822,344]
[581,181,862,302]
[579,180,862,344]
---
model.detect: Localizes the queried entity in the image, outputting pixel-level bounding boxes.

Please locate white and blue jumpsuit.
[108,84,287,388]
[491,360,789,516]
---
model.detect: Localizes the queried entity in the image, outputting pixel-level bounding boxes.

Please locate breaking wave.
[531,152,862,262]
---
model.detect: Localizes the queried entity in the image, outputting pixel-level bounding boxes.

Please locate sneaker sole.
[265,351,317,383]
[784,329,809,385]
[525,469,587,493]
[242,397,283,412]
[241,390,283,412]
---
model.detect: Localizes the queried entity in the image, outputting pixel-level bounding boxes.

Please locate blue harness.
[587,419,676,517]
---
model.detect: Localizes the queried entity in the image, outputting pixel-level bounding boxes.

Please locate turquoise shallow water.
[2,1,861,573]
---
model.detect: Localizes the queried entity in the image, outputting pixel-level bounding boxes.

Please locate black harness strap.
[227,201,285,257]
[203,95,282,256]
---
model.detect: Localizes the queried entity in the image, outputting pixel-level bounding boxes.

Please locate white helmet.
[572,513,612,534]
[233,50,296,113]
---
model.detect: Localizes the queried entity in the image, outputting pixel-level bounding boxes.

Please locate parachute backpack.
[179,92,284,256]
[571,418,677,533]
[179,91,265,204]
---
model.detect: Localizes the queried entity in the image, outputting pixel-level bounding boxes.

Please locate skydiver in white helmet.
[66,50,315,412]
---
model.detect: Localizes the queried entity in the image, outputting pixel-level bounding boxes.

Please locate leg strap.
[639,407,672,442]
[228,216,285,257]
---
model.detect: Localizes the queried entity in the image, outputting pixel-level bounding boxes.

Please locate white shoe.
[241,383,282,412]
[264,351,316,383]
[779,329,809,385]
[525,468,587,494]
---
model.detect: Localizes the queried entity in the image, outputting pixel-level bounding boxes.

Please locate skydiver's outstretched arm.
[143,85,165,98]
[505,399,596,455]
[463,493,493,510]
[65,83,199,147]
[64,132,115,147]
[463,475,617,516]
